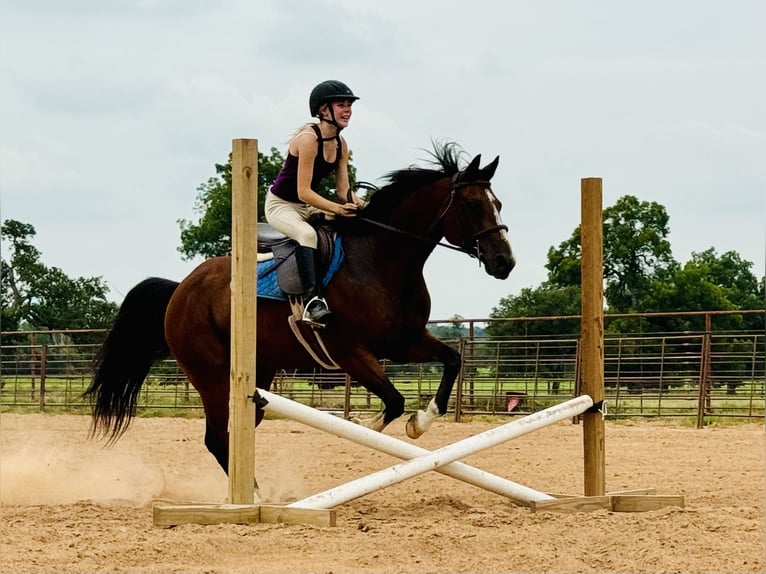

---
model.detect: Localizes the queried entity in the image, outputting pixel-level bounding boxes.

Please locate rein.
[351,178,508,259]
[357,215,478,256]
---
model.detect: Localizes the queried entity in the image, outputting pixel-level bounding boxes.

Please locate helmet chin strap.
[319,104,344,132]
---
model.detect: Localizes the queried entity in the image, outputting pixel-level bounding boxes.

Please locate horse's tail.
[84,277,180,443]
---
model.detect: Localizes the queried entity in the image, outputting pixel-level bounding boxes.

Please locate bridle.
[352,176,508,260]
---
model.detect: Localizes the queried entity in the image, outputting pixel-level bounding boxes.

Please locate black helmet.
[309,80,359,117]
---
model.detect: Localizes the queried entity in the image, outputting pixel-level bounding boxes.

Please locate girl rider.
[265,80,365,326]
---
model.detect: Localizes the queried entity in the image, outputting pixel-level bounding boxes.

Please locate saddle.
[256,221,342,370]
[256,222,336,296]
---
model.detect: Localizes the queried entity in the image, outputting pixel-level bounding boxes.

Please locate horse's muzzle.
[483,251,515,280]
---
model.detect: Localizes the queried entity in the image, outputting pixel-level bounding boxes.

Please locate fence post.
[696,313,712,428]
[38,344,47,411]
[454,338,466,422]
[344,373,352,420]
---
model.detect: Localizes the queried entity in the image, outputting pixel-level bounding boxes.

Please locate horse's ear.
[464,154,482,178]
[479,155,500,181]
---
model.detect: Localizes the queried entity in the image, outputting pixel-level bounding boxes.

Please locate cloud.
[1,0,763,320]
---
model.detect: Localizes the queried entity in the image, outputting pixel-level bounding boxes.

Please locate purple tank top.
[270,125,340,203]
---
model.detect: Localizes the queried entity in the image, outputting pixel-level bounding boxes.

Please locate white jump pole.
[278,394,594,510]
[258,389,557,506]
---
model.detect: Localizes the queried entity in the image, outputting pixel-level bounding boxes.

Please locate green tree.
[484,284,581,382]
[642,248,764,332]
[1,220,117,332]
[178,147,357,260]
[486,284,581,338]
[428,315,471,339]
[546,195,676,312]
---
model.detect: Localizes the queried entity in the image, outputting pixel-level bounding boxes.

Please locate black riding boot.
[294,245,332,326]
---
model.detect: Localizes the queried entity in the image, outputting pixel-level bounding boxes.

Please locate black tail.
[84,277,180,443]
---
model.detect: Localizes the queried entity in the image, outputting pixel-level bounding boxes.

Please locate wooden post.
[696,312,712,428]
[580,177,606,497]
[155,137,334,526]
[528,177,682,514]
[228,138,258,505]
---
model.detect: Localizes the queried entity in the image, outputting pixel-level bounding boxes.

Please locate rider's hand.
[336,202,359,217]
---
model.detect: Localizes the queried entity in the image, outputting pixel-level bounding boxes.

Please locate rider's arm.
[294,132,357,216]
[334,138,365,207]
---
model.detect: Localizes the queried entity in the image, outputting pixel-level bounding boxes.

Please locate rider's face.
[322,100,354,128]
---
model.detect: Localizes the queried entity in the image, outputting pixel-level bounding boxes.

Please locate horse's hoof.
[406,413,424,439]
[355,412,387,432]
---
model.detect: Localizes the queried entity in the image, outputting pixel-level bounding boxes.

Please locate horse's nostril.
[497,254,514,271]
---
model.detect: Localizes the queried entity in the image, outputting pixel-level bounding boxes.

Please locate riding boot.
[294,245,332,326]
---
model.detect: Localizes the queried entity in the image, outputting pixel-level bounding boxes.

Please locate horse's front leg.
[402,332,462,439]
[339,347,406,432]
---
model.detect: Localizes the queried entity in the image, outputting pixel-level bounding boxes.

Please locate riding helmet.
[309,80,359,117]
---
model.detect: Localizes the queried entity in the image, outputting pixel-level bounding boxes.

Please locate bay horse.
[85,142,515,473]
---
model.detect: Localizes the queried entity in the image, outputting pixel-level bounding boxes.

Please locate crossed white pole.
[256,389,593,510]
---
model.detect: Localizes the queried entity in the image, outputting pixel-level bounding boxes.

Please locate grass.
[2,374,763,424]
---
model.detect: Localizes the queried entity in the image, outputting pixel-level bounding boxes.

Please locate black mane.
[331,141,468,234]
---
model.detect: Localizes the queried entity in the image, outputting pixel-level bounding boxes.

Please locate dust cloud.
[0,414,229,506]
[1,438,163,505]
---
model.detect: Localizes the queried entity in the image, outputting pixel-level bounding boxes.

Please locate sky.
[2,0,764,321]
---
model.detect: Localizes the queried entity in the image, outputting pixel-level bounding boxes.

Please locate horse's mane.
[331,140,468,234]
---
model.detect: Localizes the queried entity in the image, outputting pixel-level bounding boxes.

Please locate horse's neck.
[354,233,435,276]
[375,182,451,249]
[341,236,432,320]
[348,179,450,279]
[368,211,445,268]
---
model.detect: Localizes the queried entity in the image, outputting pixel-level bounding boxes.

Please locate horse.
[85,142,515,474]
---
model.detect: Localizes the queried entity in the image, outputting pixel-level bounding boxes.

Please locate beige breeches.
[264,191,323,248]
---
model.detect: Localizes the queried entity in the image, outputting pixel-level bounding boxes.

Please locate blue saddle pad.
[257,236,344,301]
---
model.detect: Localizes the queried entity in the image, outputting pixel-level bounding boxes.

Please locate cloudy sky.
[2,0,764,321]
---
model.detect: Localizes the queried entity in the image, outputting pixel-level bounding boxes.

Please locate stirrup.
[302,296,332,327]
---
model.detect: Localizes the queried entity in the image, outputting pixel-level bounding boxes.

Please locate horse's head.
[440,154,516,279]
[350,143,516,280]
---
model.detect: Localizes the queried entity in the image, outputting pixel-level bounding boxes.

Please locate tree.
[486,284,581,338]
[177,147,357,260]
[428,315,470,339]
[641,248,765,332]
[546,195,676,312]
[1,220,117,333]
[484,284,581,382]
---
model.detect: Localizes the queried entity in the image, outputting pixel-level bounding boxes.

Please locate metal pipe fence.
[1,313,763,426]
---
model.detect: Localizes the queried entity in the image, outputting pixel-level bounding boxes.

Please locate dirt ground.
[1,412,763,574]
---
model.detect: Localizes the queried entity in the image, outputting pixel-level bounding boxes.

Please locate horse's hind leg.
[401,333,462,439]
[199,384,231,472]
[196,367,276,475]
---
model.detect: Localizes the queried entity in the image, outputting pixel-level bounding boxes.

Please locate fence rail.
[1,313,764,427]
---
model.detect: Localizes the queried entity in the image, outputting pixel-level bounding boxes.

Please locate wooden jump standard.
[530,178,685,513]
